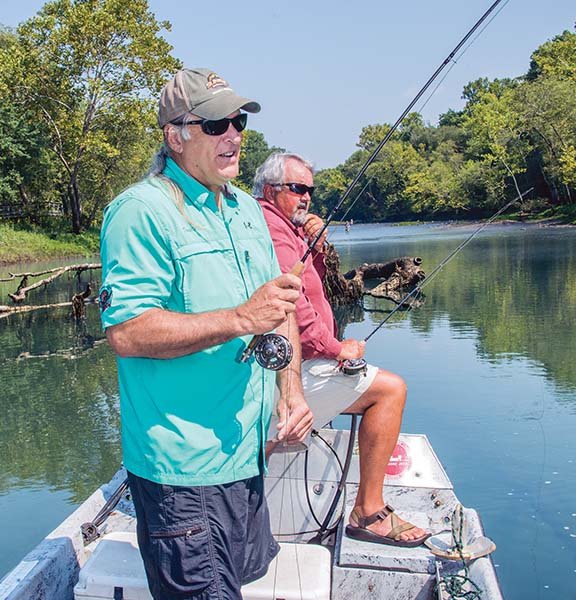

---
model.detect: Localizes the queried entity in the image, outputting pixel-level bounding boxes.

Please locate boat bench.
[73,532,331,600]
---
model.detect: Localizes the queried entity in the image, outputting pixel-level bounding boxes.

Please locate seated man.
[253,152,430,547]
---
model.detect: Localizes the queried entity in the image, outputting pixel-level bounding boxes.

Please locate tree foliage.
[0,12,574,230]
[310,28,576,221]
[235,129,284,194]
[0,0,180,232]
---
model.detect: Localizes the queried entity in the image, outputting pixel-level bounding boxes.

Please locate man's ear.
[164,126,183,154]
[263,183,276,203]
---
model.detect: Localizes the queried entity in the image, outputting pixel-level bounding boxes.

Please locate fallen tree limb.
[6,263,101,303]
[0,299,98,320]
[322,244,426,307]
[0,265,92,282]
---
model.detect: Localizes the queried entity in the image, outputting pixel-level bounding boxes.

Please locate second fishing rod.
[239,0,509,370]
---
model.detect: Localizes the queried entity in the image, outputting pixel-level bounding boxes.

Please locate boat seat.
[74,531,331,600]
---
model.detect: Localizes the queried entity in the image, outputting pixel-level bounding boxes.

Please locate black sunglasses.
[172,113,248,136]
[273,182,315,197]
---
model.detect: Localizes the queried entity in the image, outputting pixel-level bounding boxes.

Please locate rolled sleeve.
[99,196,175,329]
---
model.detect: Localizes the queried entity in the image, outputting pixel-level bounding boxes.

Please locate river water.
[1,222,575,599]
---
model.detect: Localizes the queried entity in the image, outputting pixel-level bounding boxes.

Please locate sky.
[2,0,575,169]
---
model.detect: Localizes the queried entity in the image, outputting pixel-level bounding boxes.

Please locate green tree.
[0,99,59,218]
[235,129,284,194]
[356,123,395,152]
[526,29,576,82]
[311,167,349,218]
[461,77,518,108]
[462,87,530,207]
[0,0,180,233]
[514,77,576,203]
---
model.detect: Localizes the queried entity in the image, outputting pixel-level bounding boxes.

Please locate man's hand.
[235,273,301,334]
[275,392,314,445]
[303,214,327,252]
[337,339,365,361]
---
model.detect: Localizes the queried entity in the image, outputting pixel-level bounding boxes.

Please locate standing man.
[99,70,312,600]
[254,152,430,548]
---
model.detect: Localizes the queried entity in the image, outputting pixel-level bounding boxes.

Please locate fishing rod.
[341,187,534,375]
[239,0,509,370]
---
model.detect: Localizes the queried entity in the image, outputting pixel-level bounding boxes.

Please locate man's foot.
[346,504,430,547]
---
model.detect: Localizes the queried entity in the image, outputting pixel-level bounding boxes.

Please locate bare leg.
[345,370,427,542]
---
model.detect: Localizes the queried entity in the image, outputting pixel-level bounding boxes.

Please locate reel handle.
[239,261,304,365]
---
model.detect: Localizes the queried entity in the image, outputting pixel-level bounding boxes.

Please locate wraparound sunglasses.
[272,182,315,197]
[171,113,247,136]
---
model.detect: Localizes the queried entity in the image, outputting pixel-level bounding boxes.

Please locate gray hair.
[252,152,314,199]
[146,116,198,226]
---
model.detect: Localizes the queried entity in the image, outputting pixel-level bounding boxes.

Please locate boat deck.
[0,431,503,600]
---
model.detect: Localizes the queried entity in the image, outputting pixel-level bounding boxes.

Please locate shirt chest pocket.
[173,241,247,313]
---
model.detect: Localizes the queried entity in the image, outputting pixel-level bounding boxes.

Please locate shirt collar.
[162,157,238,209]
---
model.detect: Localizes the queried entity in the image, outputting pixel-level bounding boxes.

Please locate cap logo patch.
[206,72,228,90]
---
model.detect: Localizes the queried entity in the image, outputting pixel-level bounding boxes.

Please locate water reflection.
[1,224,575,597]
[333,224,576,394]
[0,263,119,509]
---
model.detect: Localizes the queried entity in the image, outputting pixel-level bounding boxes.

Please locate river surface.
[1,222,575,599]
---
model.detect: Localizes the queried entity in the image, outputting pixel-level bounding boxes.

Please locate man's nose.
[224,121,242,140]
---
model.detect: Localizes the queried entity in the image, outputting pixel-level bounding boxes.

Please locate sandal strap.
[352,504,395,528]
[388,517,417,540]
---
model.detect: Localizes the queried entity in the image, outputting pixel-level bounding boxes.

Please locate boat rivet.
[313,483,324,495]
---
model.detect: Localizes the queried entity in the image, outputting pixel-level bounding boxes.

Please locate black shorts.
[127,471,280,600]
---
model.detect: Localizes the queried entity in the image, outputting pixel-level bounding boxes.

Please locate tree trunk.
[321,243,425,307]
[68,177,83,233]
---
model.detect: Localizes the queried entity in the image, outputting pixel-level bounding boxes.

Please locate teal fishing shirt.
[99,158,280,486]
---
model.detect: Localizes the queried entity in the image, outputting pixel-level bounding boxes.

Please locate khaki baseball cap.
[158,68,261,127]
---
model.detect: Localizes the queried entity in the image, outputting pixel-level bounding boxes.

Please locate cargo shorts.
[127,471,280,600]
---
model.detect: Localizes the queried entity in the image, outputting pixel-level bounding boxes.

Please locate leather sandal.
[345,504,431,547]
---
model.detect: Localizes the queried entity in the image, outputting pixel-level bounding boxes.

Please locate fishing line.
[417,0,510,115]
[240,0,509,370]
[270,312,304,600]
[363,187,533,344]
[338,0,511,227]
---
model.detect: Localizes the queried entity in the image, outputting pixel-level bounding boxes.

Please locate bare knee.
[348,370,407,414]
[375,370,407,409]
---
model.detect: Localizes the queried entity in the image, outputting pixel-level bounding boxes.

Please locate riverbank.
[1,205,574,266]
[0,223,100,266]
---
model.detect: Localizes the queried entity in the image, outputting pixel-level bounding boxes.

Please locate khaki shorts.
[267,358,378,443]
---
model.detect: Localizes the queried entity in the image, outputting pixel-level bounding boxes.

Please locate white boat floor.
[0,432,504,600]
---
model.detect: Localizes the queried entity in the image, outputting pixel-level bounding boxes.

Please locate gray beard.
[290,210,308,228]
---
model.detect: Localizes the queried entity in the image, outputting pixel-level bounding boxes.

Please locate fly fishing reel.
[241,333,294,371]
[340,358,368,376]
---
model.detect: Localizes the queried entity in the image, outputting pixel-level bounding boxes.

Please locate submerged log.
[6,263,101,303]
[322,244,426,307]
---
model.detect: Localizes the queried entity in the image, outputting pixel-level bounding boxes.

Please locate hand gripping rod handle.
[239,261,305,364]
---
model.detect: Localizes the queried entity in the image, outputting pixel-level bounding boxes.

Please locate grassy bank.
[0,223,100,266]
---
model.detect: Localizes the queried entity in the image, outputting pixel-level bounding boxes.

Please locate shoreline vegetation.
[0,5,575,237]
[2,210,573,268]
[0,223,100,266]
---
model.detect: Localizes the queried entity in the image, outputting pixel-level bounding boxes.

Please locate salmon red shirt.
[258,200,343,361]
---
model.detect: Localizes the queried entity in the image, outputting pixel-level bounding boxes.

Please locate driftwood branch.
[0,298,98,320]
[6,263,101,303]
[322,244,426,308]
[0,265,95,281]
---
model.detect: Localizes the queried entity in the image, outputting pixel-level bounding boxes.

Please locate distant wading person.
[99,70,313,600]
[254,152,430,547]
